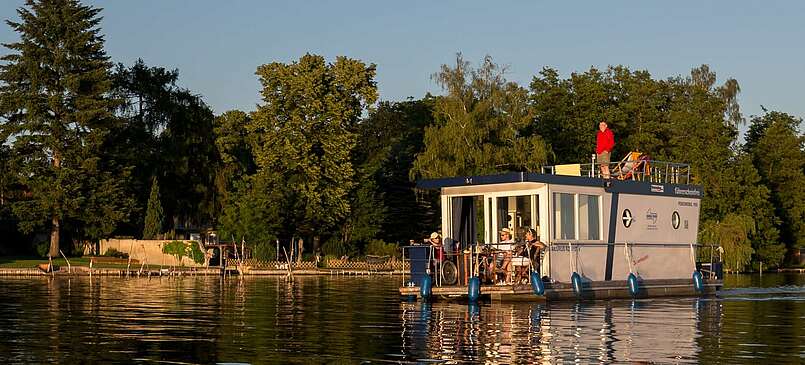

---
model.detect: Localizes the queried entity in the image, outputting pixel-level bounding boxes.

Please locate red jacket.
[596,128,614,154]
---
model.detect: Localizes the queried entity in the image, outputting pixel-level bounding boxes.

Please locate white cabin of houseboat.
[417,160,705,285]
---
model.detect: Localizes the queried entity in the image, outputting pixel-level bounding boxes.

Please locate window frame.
[552,192,604,243]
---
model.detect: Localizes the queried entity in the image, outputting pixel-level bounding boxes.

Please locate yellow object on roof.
[554,164,581,176]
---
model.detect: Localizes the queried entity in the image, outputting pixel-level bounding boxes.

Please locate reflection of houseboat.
[400,158,723,301]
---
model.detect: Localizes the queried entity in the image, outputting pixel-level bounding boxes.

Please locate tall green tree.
[412,54,549,179]
[0,0,131,256]
[142,177,163,239]
[745,111,805,265]
[111,60,218,236]
[356,98,439,244]
[249,54,377,252]
[157,90,218,232]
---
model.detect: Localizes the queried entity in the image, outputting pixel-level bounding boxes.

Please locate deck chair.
[617,151,650,181]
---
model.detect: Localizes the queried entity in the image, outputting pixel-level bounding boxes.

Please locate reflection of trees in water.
[3,275,803,363]
[400,299,713,363]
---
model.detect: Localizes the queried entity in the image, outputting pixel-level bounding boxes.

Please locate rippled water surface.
[0,273,803,364]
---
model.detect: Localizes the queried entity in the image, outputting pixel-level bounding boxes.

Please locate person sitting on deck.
[523,228,546,275]
[488,228,515,284]
[618,152,650,181]
[428,232,445,263]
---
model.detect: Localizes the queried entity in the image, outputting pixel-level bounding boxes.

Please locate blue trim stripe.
[605,192,619,281]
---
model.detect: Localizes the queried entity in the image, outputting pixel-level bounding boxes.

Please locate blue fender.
[530,271,545,296]
[627,272,640,297]
[571,272,583,297]
[420,274,432,299]
[468,276,481,302]
[692,270,704,292]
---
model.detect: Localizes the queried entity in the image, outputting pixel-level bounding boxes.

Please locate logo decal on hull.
[645,209,658,230]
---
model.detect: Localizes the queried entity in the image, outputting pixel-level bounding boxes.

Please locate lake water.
[0,273,802,364]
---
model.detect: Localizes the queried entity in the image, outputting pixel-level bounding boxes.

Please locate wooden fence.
[240,257,409,271]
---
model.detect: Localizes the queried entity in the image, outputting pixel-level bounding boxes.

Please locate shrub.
[35,241,49,258]
[188,241,204,265]
[162,240,205,265]
[322,237,360,258]
[162,240,188,265]
[253,242,277,262]
[365,239,399,258]
[103,247,129,259]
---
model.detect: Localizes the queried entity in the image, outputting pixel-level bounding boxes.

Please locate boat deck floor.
[399,278,721,301]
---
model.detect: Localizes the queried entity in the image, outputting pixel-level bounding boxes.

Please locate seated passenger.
[428,232,444,262]
[523,228,546,275]
[489,228,515,284]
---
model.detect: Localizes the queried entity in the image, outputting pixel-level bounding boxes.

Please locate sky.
[1,1,804,130]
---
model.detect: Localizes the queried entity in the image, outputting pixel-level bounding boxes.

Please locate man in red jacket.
[596,121,615,179]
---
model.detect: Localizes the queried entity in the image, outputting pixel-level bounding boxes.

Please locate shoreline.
[0,267,406,277]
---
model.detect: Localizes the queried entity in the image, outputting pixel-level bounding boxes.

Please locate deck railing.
[542,156,692,185]
[402,242,544,288]
[402,242,721,288]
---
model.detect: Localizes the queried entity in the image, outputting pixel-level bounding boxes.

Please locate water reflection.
[401,298,719,363]
[0,274,802,363]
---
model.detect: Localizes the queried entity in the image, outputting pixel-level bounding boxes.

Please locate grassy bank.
[0,256,163,270]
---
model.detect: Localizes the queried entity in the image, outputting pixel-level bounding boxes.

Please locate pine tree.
[0,0,126,256]
[142,177,163,239]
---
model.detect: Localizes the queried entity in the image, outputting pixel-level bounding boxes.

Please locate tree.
[250,54,378,252]
[111,60,219,236]
[157,90,218,232]
[699,213,755,271]
[0,0,130,256]
[142,177,164,239]
[745,111,805,265]
[663,66,778,270]
[217,174,284,249]
[412,54,549,179]
[213,109,255,213]
[356,98,439,244]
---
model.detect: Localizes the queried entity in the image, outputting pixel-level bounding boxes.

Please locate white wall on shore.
[90,239,205,267]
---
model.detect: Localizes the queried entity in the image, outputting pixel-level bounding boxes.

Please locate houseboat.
[400,155,723,301]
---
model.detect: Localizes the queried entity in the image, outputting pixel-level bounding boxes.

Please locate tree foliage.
[111,59,218,237]
[249,54,378,241]
[142,177,164,239]
[0,0,132,256]
[745,111,805,264]
[412,54,549,179]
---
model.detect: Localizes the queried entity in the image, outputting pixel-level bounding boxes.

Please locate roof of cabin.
[417,172,704,199]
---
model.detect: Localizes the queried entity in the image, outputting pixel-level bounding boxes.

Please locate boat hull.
[399,278,721,302]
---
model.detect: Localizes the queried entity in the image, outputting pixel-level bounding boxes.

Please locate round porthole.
[672,211,681,229]
[622,209,633,228]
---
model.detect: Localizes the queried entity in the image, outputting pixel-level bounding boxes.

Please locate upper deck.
[417,159,703,199]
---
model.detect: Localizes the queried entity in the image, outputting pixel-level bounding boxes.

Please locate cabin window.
[553,193,576,240]
[495,195,532,241]
[578,194,601,240]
